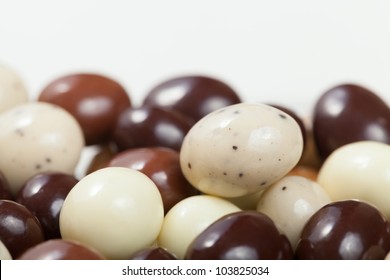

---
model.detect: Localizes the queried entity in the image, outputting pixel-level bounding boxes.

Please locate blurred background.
[1,0,390,117]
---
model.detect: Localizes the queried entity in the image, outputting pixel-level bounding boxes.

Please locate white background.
[1,0,390,117]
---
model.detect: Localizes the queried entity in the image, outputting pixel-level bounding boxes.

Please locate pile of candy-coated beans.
[0,62,390,260]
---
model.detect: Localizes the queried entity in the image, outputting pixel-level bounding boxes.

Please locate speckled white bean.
[157,195,240,259]
[317,141,390,220]
[180,103,304,197]
[0,64,29,113]
[0,102,84,194]
[0,240,12,260]
[256,175,331,248]
[60,167,164,260]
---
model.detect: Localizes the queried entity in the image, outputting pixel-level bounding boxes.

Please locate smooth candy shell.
[180,103,304,197]
[0,102,84,195]
[60,167,164,260]
[0,64,29,113]
[158,195,240,259]
[317,141,390,220]
[256,176,331,248]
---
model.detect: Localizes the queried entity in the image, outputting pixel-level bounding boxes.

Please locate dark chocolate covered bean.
[113,106,192,152]
[0,200,44,258]
[143,75,241,124]
[295,200,390,259]
[16,172,78,239]
[313,84,390,159]
[185,210,293,260]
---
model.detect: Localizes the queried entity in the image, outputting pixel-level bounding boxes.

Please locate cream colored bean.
[158,195,240,259]
[317,141,390,220]
[257,175,331,248]
[180,103,304,197]
[60,167,164,260]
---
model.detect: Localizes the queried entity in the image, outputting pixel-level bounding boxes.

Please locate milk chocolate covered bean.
[39,73,131,145]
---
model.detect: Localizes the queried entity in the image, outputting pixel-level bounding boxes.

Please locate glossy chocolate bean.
[18,239,105,260]
[295,200,390,260]
[0,172,13,200]
[38,73,131,145]
[185,210,294,260]
[112,106,192,152]
[143,76,241,123]
[108,147,198,214]
[312,84,390,159]
[0,200,44,258]
[16,172,78,239]
[130,247,177,260]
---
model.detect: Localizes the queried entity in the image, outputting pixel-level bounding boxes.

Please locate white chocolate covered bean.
[180,103,304,197]
[317,141,390,220]
[0,102,84,194]
[256,175,331,248]
[157,195,240,259]
[60,167,164,260]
